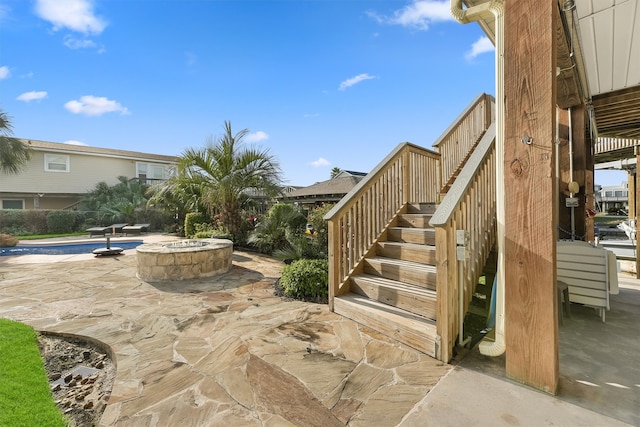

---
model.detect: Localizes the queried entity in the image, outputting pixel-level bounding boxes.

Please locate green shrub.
[307,203,334,252]
[0,209,29,235]
[22,210,49,234]
[280,259,328,302]
[46,210,77,233]
[0,233,18,247]
[184,212,207,238]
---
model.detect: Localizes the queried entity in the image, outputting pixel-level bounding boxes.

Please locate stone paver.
[0,237,450,426]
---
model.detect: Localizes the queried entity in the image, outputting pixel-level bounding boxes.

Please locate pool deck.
[0,234,636,426]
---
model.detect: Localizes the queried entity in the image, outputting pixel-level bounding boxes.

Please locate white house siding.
[1,151,138,194]
[0,140,177,210]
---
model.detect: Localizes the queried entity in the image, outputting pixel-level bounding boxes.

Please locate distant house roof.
[284,175,365,203]
[335,170,367,178]
[22,139,178,164]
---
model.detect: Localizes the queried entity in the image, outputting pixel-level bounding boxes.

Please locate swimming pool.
[0,241,143,256]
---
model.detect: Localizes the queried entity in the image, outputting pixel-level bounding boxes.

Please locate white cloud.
[339,73,376,91]
[0,4,9,22]
[368,0,453,30]
[185,52,197,67]
[63,140,88,146]
[0,66,10,79]
[64,35,96,49]
[35,0,107,35]
[64,95,130,116]
[465,36,494,60]
[17,91,48,102]
[245,131,269,143]
[310,158,331,167]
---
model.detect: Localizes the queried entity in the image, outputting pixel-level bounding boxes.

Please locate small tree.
[0,110,31,175]
[154,121,282,242]
[248,203,305,254]
[330,167,342,179]
[81,177,149,224]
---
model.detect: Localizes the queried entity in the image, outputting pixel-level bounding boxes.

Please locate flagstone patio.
[0,240,450,426]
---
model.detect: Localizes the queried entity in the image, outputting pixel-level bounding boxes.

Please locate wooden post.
[636,154,640,277]
[584,112,595,243]
[571,105,587,240]
[327,219,338,311]
[504,0,559,393]
[557,108,571,239]
[628,173,635,223]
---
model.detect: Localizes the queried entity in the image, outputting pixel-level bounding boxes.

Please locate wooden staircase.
[333,203,440,357]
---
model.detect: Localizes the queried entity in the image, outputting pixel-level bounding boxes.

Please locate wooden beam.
[504,0,559,394]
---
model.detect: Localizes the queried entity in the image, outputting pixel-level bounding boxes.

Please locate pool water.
[0,241,143,256]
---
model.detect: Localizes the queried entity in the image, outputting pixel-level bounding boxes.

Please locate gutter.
[450,0,506,357]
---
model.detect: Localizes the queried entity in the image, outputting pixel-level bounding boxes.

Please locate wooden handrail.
[325,93,496,363]
[433,93,494,191]
[324,143,441,309]
[430,123,497,362]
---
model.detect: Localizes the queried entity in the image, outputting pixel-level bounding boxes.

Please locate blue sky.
[0,0,625,187]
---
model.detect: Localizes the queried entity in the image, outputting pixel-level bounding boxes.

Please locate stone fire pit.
[136,238,233,281]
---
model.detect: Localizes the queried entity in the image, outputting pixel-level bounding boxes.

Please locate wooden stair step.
[333,293,438,357]
[387,227,435,245]
[350,274,437,320]
[397,214,433,228]
[364,257,436,290]
[406,203,438,214]
[376,241,436,265]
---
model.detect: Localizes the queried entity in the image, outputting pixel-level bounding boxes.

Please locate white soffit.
[574,0,640,97]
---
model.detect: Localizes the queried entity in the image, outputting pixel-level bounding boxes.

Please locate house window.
[136,163,166,180]
[2,199,24,209]
[45,154,70,172]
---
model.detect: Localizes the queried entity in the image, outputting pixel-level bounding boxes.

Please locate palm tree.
[81,176,149,224]
[0,110,31,174]
[159,121,282,239]
[330,167,342,178]
[248,203,306,254]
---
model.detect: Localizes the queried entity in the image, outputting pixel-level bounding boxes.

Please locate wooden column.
[571,105,588,240]
[504,0,559,393]
[628,173,635,223]
[584,117,595,243]
[636,155,640,277]
[557,108,571,239]
[557,106,588,240]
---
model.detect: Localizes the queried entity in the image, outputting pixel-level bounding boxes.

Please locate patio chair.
[86,226,110,237]
[108,223,130,235]
[557,240,618,322]
[122,223,151,236]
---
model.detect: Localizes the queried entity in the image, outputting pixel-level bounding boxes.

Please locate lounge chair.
[87,226,109,237]
[122,223,151,236]
[109,223,130,235]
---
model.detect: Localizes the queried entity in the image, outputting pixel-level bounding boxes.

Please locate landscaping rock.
[38,334,115,427]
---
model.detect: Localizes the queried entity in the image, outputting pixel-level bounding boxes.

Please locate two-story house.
[0,139,177,210]
[594,182,629,214]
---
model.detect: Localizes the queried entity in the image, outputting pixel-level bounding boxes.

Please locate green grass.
[0,319,67,427]
[594,214,626,226]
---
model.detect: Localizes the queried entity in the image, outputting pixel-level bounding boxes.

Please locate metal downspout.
[450,0,506,357]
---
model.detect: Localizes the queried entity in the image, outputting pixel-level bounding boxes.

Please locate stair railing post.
[402,149,411,204]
